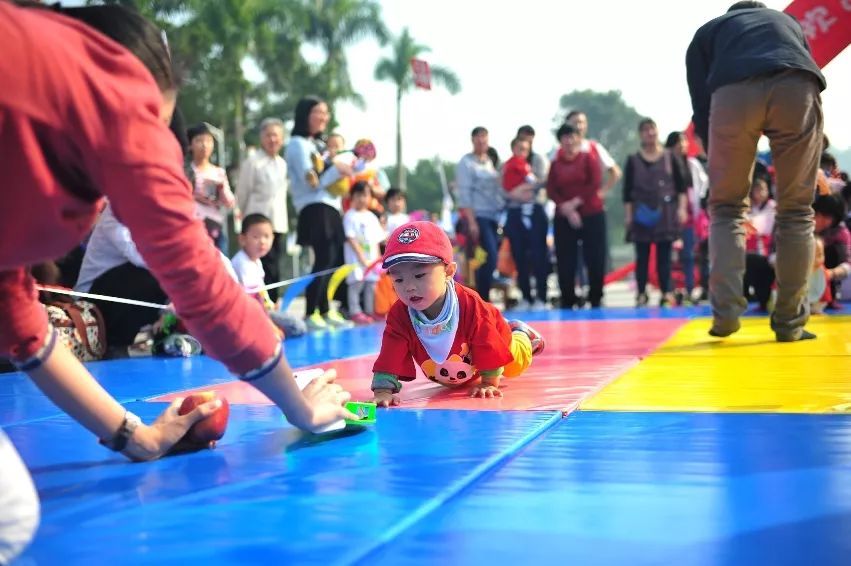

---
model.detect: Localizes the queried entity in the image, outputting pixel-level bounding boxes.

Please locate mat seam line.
[340,410,566,566]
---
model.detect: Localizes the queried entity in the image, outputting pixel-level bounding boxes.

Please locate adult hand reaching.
[125,397,224,460]
[297,369,360,432]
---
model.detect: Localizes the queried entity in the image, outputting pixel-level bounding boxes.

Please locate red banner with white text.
[784,0,851,67]
[686,0,849,156]
[410,58,432,90]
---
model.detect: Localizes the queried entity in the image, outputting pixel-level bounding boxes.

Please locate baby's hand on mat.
[373,390,401,408]
[469,384,502,398]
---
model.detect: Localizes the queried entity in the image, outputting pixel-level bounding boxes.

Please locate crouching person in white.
[0,429,40,564]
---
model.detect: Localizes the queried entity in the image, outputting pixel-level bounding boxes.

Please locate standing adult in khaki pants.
[686,1,826,341]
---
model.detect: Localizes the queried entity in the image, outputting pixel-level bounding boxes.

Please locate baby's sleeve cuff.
[371,372,402,393]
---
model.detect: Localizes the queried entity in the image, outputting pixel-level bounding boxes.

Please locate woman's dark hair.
[728,1,766,12]
[813,193,847,228]
[170,107,189,156]
[292,96,324,138]
[486,146,500,168]
[556,123,579,140]
[665,131,684,149]
[40,4,175,92]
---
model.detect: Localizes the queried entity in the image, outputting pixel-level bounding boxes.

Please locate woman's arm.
[623,157,634,225]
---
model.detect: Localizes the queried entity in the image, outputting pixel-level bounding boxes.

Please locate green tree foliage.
[382,159,454,215]
[555,89,645,245]
[374,28,461,188]
[303,0,389,108]
[101,0,387,166]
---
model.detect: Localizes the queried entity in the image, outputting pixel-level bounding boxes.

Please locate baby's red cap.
[382,221,453,269]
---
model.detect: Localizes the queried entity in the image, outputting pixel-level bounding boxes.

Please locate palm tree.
[374,28,460,188]
[303,0,389,108]
[115,0,309,164]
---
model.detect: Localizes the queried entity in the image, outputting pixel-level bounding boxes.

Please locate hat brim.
[381,253,444,269]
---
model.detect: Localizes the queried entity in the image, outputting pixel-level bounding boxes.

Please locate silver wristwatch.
[99,411,142,452]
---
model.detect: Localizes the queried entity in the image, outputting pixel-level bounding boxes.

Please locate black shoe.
[709,319,741,337]
[776,329,817,342]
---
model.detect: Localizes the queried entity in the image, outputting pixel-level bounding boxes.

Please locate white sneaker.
[531,300,549,311]
[306,311,328,332]
[513,299,532,311]
[324,310,354,329]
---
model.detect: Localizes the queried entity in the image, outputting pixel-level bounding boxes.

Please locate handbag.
[634,202,662,227]
[46,301,106,361]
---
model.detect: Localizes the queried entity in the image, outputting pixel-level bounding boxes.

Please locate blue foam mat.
[0,325,387,426]
[8,405,558,565]
[0,306,705,425]
[368,411,851,566]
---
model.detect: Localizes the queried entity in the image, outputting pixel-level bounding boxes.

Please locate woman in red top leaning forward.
[0,5,355,562]
[546,123,605,308]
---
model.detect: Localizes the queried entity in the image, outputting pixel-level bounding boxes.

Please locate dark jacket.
[686,8,826,144]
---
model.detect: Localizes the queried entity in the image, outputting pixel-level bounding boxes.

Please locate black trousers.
[305,237,344,316]
[504,206,550,303]
[89,262,167,348]
[260,232,284,302]
[553,212,607,307]
[744,253,775,308]
[635,241,673,294]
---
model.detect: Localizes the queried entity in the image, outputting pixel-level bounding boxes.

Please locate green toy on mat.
[294,369,376,433]
[345,401,376,426]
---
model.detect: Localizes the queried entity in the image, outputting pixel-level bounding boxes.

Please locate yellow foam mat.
[582,315,851,413]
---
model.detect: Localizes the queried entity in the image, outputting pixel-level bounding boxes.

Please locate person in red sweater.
[546,123,605,308]
[502,138,538,201]
[371,221,545,407]
[0,7,357,559]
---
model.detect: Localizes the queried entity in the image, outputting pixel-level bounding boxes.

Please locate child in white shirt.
[231,214,306,338]
[383,187,411,236]
[343,181,385,324]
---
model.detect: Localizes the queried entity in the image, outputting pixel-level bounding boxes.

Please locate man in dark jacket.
[686,1,826,342]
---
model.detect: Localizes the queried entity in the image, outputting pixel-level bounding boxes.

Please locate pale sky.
[332,0,850,169]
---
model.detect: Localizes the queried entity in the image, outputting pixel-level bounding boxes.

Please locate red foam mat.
[152,319,684,411]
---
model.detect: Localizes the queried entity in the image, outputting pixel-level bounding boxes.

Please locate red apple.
[178,391,230,443]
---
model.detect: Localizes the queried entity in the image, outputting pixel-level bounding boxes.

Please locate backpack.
[45,301,107,362]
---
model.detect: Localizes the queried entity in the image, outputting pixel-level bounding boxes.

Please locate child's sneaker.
[350,312,373,325]
[325,309,354,329]
[508,320,545,356]
[306,311,328,331]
